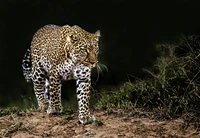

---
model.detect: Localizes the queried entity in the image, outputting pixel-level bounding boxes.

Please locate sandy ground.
[0,110,200,138]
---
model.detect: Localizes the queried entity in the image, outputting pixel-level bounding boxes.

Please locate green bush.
[96,35,200,119]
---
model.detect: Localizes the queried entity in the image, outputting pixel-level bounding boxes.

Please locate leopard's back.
[31,25,67,67]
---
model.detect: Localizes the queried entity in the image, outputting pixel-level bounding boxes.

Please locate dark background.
[1,0,200,106]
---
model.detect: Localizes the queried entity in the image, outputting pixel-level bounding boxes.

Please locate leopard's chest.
[57,58,78,80]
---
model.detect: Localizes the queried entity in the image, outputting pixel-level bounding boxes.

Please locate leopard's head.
[62,25,100,68]
[82,30,100,68]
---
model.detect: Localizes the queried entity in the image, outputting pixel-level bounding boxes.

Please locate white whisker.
[95,63,108,82]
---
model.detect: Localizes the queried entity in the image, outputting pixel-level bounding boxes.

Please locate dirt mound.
[0,111,199,138]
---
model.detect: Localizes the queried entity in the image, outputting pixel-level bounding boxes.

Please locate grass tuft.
[94,119,104,126]
[0,107,24,117]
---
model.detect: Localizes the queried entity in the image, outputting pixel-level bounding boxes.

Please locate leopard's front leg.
[74,65,95,124]
[47,70,63,114]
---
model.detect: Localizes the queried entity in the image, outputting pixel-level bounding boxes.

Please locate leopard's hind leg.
[32,63,49,111]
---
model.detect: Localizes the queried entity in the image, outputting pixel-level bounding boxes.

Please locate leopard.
[22,24,101,124]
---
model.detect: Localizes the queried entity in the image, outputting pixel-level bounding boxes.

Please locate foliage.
[96,35,200,120]
[95,84,133,111]
[0,107,25,117]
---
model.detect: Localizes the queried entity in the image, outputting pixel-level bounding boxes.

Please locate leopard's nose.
[88,57,95,63]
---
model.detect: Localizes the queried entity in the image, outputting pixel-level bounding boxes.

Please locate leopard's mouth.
[83,61,98,68]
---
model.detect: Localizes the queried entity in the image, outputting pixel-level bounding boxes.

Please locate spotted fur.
[22,48,32,82]
[22,24,100,124]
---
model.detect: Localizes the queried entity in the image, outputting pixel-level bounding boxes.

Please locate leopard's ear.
[61,26,71,46]
[64,35,74,58]
[60,25,74,58]
[95,30,101,41]
[66,35,71,44]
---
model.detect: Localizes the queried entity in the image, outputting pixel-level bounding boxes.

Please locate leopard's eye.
[92,42,98,47]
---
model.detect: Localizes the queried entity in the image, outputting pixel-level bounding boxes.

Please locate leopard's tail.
[22,48,32,82]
